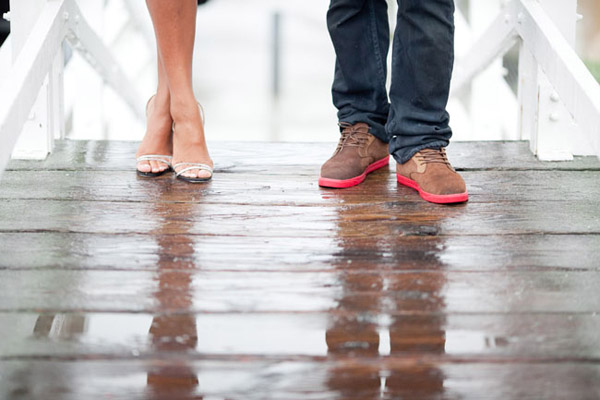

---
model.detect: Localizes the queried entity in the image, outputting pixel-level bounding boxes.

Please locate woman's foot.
[171,101,213,181]
[136,95,174,175]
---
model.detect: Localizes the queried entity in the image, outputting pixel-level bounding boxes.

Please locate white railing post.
[10,0,58,159]
[540,0,596,158]
[518,0,580,160]
[49,47,65,140]
[517,43,538,145]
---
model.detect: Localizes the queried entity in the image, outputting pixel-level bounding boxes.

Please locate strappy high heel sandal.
[173,161,213,183]
[136,95,173,178]
[172,104,213,183]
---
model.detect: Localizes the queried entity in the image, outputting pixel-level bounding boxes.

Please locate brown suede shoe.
[396,148,468,204]
[319,122,389,188]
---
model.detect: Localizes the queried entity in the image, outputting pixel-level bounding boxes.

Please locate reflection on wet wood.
[1,170,600,204]
[1,141,600,399]
[1,360,600,399]
[0,198,600,236]
[0,269,600,313]
[2,232,600,271]
[2,312,600,360]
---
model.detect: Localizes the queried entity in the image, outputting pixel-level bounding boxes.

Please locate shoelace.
[415,148,451,166]
[335,122,370,153]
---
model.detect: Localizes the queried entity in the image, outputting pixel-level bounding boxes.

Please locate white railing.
[452,0,600,160]
[0,0,599,179]
[0,0,147,175]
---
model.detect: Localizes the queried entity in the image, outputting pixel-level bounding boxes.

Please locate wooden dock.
[1,140,600,399]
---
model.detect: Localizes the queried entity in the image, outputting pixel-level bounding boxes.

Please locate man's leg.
[327,0,390,141]
[387,0,455,162]
[389,0,468,204]
[319,0,391,189]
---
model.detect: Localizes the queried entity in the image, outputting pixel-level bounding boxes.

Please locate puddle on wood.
[1,310,525,400]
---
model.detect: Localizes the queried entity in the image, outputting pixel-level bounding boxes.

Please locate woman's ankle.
[170,96,201,124]
[147,93,172,124]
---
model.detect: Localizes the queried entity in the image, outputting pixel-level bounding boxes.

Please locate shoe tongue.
[352,122,369,131]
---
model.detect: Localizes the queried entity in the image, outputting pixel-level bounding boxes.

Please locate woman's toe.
[150,160,162,173]
[197,169,212,179]
[137,161,152,173]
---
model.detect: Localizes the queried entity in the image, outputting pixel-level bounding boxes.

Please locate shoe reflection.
[146,184,201,399]
[322,178,448,399]
[29,182,204,398]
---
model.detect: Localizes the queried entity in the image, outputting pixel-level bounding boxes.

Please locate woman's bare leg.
[145,0,212,179]
[136,46,173,174]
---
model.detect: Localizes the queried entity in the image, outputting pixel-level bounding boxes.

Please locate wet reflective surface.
[1,141,600,399]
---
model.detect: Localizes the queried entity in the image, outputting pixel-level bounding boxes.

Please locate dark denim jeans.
[327,0,455,164]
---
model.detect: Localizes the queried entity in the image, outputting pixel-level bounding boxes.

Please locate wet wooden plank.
[0,270,599,314]
[1,232,599,272]
[1,359,600,400]
[0,198,598,236]
[1,140,599,399]
[1,312,600,360]
[4,140,600,172]
[0,170,599,204]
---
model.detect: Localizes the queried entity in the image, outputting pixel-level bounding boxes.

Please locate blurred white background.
[58,0,600,144]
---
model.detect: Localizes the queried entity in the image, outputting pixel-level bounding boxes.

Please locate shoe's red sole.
[397,174,468,204]
[318,156,390,188]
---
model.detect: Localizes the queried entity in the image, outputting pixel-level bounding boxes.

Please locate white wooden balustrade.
[0,0,599,179]
[452,0,600,160]
[0,0,145,175]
